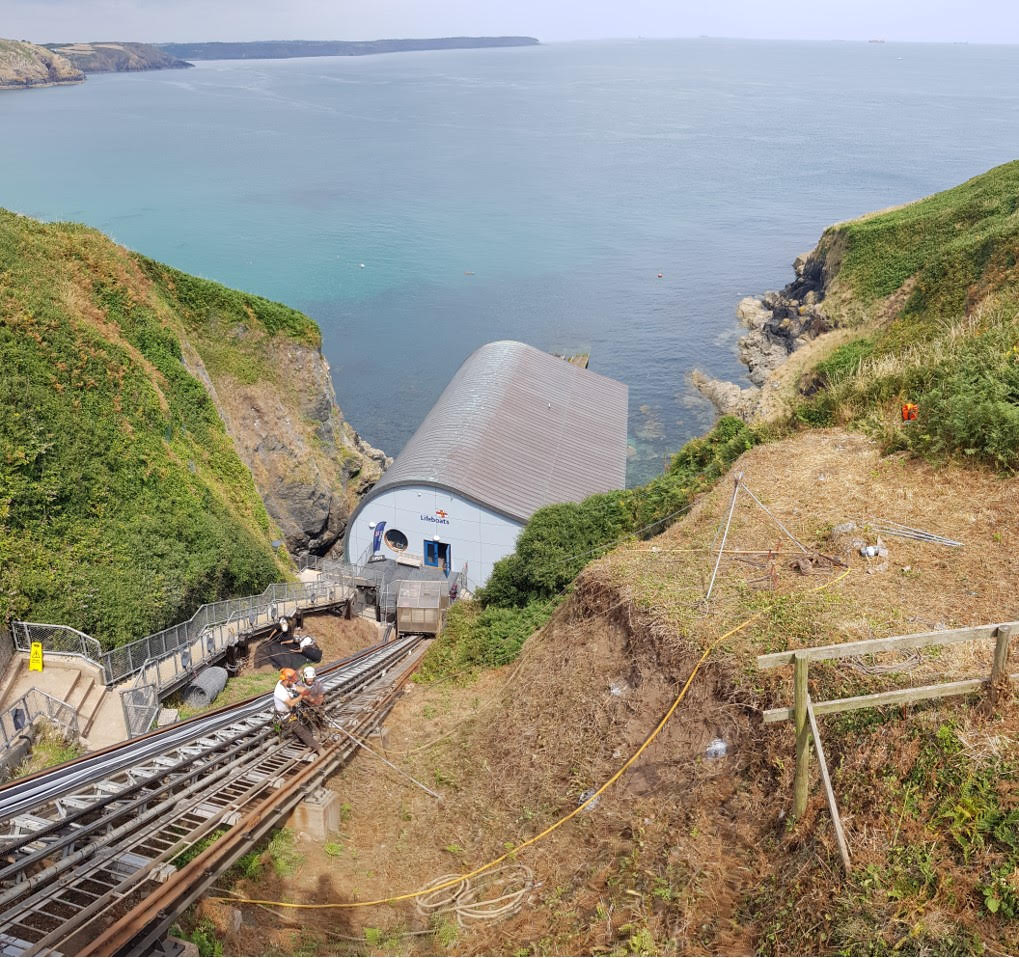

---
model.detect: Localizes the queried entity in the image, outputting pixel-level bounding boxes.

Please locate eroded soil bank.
[198,431,1018,956]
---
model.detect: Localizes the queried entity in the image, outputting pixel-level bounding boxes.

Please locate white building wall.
[345,484,524,589]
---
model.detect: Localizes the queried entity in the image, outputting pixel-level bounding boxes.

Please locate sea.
[2,38,1018,484]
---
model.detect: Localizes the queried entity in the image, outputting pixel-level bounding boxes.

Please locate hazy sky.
[4,0,1017,45]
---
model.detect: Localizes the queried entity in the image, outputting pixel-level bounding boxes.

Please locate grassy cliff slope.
[784,161,1019,470]
[815,160,1019,327]
[0,210,303,645]
[0,39,83,89]
[44,42,192,73]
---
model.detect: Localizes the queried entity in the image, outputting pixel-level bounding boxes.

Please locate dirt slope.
[201,430,1018,956]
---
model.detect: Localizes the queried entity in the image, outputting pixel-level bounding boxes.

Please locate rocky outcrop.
[45,42,192,73]
[693,238,842,419]
[0,39,84,89]
[734,247,838,387]
[183,335,389,559]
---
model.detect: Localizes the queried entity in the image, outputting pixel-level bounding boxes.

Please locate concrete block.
[162,936,199,957]
[287,788,341,841]
[157,708,179,727]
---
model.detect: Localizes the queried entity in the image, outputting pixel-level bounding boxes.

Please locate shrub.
[417,598,556,680]
[481,416,762,607]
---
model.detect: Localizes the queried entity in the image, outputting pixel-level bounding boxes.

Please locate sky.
[3,0,1017,45]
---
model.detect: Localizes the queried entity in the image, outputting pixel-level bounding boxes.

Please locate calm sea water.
[2,39,1018,483]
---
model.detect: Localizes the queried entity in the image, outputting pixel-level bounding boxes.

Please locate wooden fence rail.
[758,620,1017,873]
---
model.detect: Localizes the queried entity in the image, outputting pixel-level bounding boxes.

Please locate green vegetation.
[822,160,1019,321]
[173,915,224,958]
[417,599,556,679]
[792,161,1019,470]
[173,670,278,720]
[746,714,1019,956]
[0,210,303,645]
[483,415,762,608]
[419,417,762,678]
[266,827,301,877]
[172,828,227,869]
[12,723,84,777]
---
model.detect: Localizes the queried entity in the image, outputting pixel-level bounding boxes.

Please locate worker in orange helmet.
[273,667,324,755]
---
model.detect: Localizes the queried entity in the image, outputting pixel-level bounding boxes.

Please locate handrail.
[0,688,80,751]
[13,563,357,690]
[0,621,14,678]
[12,622,103,669]
[120,657,162,738]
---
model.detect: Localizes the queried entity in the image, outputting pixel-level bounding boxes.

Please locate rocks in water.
[689,370,760,419]
[695,241,839,418]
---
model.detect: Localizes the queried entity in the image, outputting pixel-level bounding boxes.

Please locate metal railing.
[0,688,80,751]
[14,564,357,691]
[12,622,103,668]
[120,658,162,739]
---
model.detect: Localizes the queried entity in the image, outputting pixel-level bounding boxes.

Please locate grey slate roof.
[356,340,629,523]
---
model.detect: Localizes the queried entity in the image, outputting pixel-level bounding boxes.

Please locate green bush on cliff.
[481,415,762,607]
[419,416,762,678]
[416,599,555,680]
[0,210,291,645]
[828,160,1019,320]
[795,298,1019,471]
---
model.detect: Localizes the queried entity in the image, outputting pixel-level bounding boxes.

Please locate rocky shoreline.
[693,242,839,420]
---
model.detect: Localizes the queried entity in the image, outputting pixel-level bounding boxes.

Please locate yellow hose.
[210,568,850,911]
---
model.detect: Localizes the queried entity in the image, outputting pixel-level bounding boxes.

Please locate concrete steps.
[0,654,28,708]
[0,653,121,749]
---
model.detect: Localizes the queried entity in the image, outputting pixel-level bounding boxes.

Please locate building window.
[384,528,408,552]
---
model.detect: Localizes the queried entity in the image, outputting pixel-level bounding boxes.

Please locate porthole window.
[384,528,408,552]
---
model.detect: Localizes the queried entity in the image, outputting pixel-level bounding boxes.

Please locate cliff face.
[0,39,84,89]
[695,160,1019,424]
[137,259,389,559]
[175,319,389,557]
[44,42,192,73]
[0,210,386,643]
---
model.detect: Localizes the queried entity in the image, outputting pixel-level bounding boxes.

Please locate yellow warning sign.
[29,642,43,672]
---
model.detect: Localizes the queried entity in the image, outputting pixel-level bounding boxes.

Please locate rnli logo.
[436,510,448,519]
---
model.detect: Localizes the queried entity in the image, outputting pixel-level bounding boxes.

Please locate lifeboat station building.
[344,340,629,589]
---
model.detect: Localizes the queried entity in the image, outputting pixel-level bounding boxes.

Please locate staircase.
[0,653,123,750]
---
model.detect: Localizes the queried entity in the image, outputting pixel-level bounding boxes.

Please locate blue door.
[424,541,451,574]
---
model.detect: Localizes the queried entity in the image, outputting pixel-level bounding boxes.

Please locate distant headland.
[45,41,193,73]
[0,38,189,90]
[156,37,540,61]
[0,35,538,92]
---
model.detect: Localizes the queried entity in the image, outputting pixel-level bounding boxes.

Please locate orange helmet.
[279,667,298,683]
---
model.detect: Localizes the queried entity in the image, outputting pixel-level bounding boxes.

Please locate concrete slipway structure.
[344,341,629,588]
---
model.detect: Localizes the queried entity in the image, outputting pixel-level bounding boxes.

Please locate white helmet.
[302,665,317,683]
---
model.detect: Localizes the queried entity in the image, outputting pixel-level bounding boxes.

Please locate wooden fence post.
[990,625,1014,705]
[793,651,810,818]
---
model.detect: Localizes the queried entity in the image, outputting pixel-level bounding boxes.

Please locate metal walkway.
[0,635,425,956]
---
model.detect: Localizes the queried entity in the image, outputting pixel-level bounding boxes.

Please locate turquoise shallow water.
[2,39,1018,483]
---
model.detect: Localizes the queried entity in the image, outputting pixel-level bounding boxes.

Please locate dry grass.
[198,431,1019,956]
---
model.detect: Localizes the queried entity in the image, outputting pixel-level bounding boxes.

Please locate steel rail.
[0,637,415,873]
[0,636,425,956]
[0,636,411,822]
[79,653,424,958]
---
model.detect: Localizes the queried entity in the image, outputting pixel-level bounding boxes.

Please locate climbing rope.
[208,568,850,912]
[414,864,535,926]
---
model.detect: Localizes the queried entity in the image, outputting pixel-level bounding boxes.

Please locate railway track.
[0,634,426,956]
